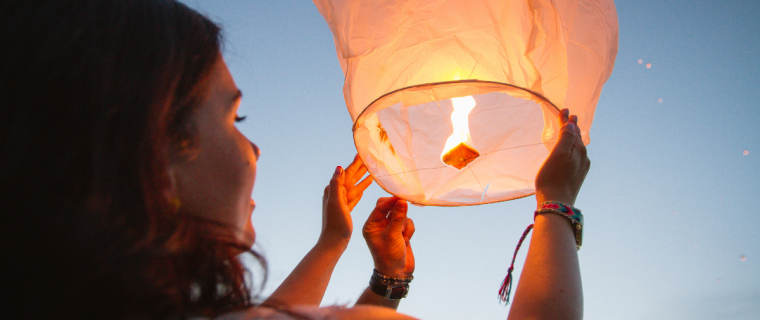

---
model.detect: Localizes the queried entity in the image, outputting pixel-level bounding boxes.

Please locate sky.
[181,1,759,319]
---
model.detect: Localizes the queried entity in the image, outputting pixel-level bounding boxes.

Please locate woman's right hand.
[534,109,590,207]
[362,196,415,278]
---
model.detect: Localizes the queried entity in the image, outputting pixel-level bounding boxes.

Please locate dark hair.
[1,0,263,318]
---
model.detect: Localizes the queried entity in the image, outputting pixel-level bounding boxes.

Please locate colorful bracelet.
[498,201,583,305]
[534,201,583,250]
[534,201,582,225]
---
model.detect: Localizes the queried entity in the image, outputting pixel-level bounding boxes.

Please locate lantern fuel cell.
[442,143,480,170]
[314,0,618,206]
[441,96,480,170]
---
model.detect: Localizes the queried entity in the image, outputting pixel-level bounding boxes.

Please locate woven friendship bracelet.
[534,201,583,251]
[498,223,534,305]
[498,201,583,305]
[534,201,582,223]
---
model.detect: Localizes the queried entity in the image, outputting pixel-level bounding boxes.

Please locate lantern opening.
[353,81,560,206]
[441,96,480,169]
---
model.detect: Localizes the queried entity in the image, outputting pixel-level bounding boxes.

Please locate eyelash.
[235,115,247,123]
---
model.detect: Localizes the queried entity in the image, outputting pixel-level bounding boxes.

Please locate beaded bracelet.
[372,268,413,286]
[370,269,413,299]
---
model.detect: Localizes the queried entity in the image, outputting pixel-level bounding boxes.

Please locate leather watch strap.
[369,276,409,299]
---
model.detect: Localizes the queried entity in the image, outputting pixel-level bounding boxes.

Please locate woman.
[1,1,588,319]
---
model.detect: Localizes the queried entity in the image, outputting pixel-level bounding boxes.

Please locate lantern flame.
[441,96,480,169]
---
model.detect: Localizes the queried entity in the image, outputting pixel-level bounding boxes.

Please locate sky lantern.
[314,0,619,206]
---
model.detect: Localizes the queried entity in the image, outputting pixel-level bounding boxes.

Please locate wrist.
[535,192,576,208]
[316,234,350,253]
[534,201,583,251]
[372,262,412,278]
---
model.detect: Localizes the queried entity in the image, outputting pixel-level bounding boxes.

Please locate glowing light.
[672,211,677,216]
[716,278,721,283]
[693,246,698,250]
[441,96,480,169]
[638,59,643,64]
[743,150,749,155]
[646,63,651,68]
[740,255,746,262]
[658,98,663,103]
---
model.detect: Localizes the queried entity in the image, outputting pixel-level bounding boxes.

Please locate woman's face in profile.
[169,57,259,247]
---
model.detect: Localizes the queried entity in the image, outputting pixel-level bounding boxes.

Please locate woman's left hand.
[362,197,415,278]
[320,154,374,249]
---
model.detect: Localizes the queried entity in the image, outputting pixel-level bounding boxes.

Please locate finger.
[344,154,363,182]
[403,218,415,242]
[348,192,363,209]
[568,115,585,156]
[387,200,408,235]
[405,243,415,274]
[352,164,368,186]
[367,196,399,223]
[559,108,570,126]
[328,166,345,204]
[354,175,373,194]
[376,196,394,205]
[347,178,372,206]
[322,185,330,212]
[552,121,577,156]
[574,131,587,158]
[569,115,581,135]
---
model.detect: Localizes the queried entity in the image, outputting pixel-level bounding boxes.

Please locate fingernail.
[335,166,343,174]
[566,122,575,131]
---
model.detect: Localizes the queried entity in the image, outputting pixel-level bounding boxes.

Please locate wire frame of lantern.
[314,0,619,206]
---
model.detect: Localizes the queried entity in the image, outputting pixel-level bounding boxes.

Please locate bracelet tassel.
[498,223,534,304]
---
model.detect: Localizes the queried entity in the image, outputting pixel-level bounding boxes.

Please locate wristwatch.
[369,275,410,299]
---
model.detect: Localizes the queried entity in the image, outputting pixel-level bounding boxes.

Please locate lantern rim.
[352,80,560,207]
[351,79,559,132]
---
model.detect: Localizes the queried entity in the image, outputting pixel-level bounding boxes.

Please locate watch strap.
[369,276,409,299]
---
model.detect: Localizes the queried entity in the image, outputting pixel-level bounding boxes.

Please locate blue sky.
[182,1,759,319]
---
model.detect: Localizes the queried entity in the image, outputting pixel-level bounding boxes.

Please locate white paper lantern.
[314,0,618,206]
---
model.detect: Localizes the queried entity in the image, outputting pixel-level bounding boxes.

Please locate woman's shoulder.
[318,305,418,320]
[209,305,419,320]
